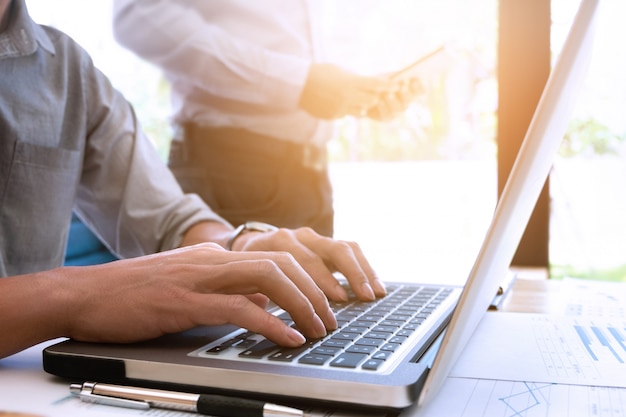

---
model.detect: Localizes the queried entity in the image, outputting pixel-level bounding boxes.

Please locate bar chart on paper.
[450,313,626,388]
[574,324,625,363]
[533,315,626,384]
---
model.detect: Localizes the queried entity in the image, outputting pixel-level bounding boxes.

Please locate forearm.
[0,271,71,358]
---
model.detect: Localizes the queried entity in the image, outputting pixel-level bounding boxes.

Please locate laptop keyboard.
[198,284,455,371]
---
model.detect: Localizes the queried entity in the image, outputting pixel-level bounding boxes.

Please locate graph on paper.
[495,382,626,417]
[532,315,626,384]
[574,324,625,363]
[449,312,626,389]
[418,379,626,417]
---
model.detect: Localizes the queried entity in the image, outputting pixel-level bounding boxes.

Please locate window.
[550,0,626,281]
[321,1,498,283]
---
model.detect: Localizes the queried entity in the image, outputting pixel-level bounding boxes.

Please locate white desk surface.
[0,340,383,417]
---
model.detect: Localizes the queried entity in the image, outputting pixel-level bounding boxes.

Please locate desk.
[501,269,561,314]
[0,275,603,417]
[403,274,626,417]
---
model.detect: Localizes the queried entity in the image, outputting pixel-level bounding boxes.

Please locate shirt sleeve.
[112,0,311,110]
[75,57,231,258]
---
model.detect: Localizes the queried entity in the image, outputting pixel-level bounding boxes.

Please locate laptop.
[43,0,599,411]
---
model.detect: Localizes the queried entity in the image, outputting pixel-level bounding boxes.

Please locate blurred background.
[28,0,626,284]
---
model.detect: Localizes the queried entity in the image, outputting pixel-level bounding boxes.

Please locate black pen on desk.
[70,381,304,417]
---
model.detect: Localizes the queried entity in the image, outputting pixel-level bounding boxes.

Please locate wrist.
[180,221,233,249]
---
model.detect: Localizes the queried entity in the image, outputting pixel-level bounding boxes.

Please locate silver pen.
[70,381,304,417]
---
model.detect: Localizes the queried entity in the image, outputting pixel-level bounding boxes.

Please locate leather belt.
[176,124,327,172]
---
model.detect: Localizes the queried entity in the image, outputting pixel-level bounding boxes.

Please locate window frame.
[497,0,551,268]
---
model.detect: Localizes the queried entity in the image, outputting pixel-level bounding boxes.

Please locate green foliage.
[329,82,451,161]
[550,264,626,282]
[560,117,626,158]
[330,111,443,161]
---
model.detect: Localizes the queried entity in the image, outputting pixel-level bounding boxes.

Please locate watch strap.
[226,221,278,251]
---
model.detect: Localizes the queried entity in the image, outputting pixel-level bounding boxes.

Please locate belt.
[177,124,327,172]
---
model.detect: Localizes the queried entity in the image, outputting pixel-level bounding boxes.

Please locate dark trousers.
[169,125,334,237]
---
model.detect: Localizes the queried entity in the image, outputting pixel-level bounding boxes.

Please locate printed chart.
[411,379,626,417]
[450,313,626,387]
[532,315,626,382]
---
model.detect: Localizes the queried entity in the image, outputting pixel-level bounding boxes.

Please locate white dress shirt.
[113,0,333,147]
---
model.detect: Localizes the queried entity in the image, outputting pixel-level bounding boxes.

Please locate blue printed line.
[608,327,626,353]
[498,382,554,417]
[592,326,624,364]
[575,325,598,361]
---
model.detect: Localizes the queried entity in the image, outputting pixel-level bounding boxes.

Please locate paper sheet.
[402,378,626,417]
[448,278,626,386]
[561,277,626,318]
[449,312,626,387]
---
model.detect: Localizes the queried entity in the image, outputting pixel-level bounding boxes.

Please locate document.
[449,312,626,387]
[403,378,626,417]
[560,277,626,318]
[450,278,626,387]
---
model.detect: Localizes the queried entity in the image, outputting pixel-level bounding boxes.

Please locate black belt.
[177,124,327,172]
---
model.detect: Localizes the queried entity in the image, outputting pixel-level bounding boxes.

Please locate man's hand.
[230,226,387,303]
[366,77,424,121]
[298,63,424,121]
[298,63,394,119]
[67,243,340,344]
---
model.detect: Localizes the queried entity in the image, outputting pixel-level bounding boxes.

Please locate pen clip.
[70,383,150,410]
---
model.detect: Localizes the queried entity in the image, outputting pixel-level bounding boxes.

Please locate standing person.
[113,1,416,237]
[0,0,386,360]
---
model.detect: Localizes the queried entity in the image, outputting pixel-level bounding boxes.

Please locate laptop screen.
[418,0,599,407]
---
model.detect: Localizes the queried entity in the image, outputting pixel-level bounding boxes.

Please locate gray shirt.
[0,0,229,277]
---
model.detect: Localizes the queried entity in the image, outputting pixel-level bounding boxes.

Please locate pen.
[489,271,517,310]
[70,381,304,417]
[497,271,517,296]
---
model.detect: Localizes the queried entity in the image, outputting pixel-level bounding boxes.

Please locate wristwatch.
[226,221,278,251]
